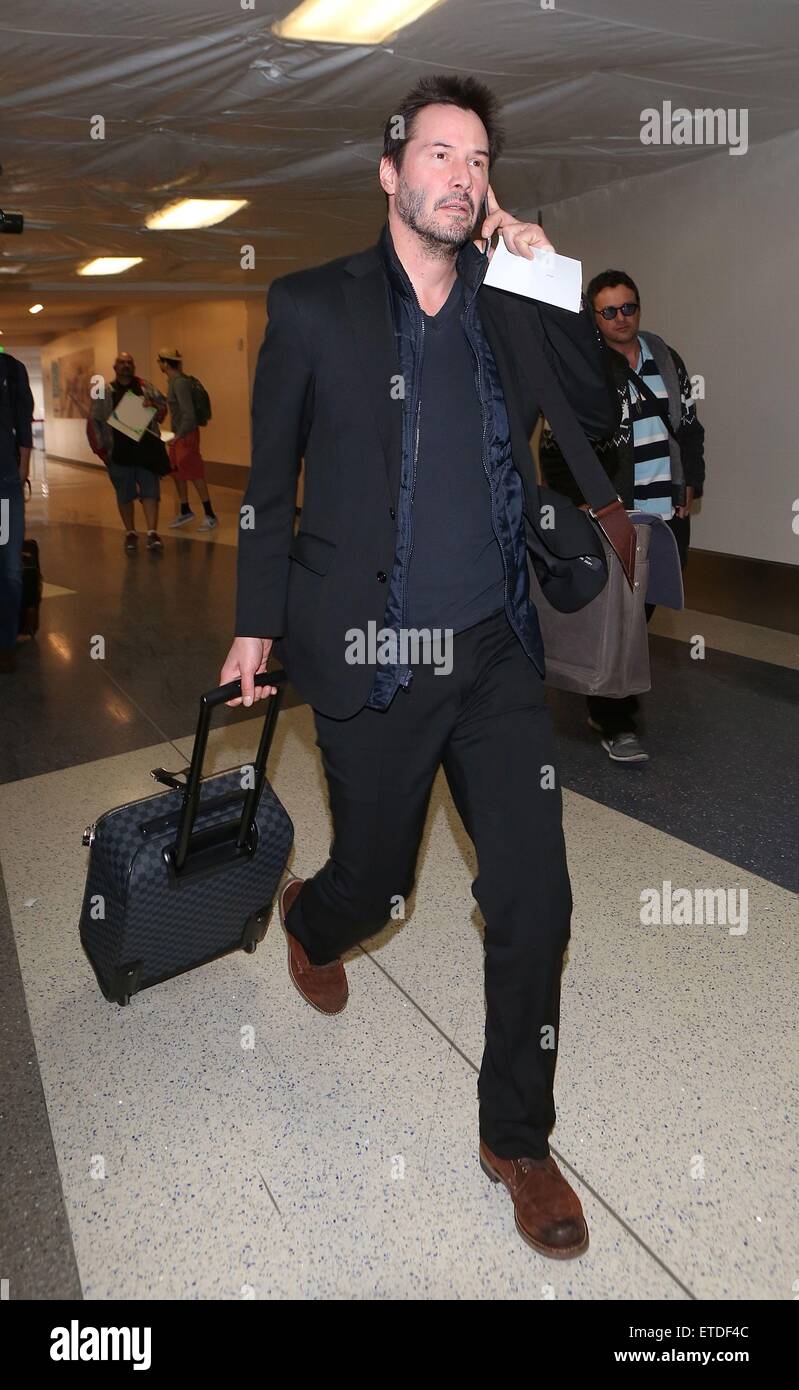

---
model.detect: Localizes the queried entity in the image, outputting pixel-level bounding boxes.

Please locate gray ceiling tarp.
[1,0,798,289]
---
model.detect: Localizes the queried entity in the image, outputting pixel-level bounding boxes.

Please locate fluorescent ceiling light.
[273,0,445,44]
[78,256,143,276]
[29,303,44,314]
[145,199,249,231]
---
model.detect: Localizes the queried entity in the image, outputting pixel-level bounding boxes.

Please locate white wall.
[41,316,118,465]
[540,129,799,566]
[146,301,252,467]
[246,298,267,396]
[40,299,263,470]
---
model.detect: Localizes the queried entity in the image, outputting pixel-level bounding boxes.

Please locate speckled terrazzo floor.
[1,456,796,1300]
[0,706,795,1300]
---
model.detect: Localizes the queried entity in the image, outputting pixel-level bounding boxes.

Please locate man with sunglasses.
[541,269,705,761]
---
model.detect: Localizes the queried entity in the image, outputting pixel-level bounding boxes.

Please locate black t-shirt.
[405,277,506,632]
[110,378,145,467]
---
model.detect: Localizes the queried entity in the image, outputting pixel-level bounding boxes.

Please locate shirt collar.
[378,219,489,306]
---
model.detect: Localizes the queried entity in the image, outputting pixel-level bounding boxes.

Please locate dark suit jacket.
[236,230,619,717]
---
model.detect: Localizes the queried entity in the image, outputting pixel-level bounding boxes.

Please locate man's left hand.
[475,183,555,262]
[675,486,695,518]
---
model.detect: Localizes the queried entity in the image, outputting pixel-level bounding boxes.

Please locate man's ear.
[378,154,396,199]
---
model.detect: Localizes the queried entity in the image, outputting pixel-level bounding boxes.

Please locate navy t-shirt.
[405,277,505,633]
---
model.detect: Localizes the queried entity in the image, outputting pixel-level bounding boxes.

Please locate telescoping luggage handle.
[167,670,287,877]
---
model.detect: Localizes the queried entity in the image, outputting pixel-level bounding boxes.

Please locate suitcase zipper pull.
[82,823,96,847]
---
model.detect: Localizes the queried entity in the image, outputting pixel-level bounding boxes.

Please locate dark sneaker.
[602,732,649,762]
[479,1139,589,1258]
[124,530,138,552]
[146,531,164,551]
[279,876,348,1015]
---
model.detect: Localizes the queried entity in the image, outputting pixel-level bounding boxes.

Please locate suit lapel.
[341,264,403,508]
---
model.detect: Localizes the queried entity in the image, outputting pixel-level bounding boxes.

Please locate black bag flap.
[525,487,608,613]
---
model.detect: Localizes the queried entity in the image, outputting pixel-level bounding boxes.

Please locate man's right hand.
[220,637,276,707]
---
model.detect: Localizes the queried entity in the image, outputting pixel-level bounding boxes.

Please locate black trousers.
[587,512,690,737]
[285,609,572,1160]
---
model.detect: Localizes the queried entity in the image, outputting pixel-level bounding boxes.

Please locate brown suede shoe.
[480,1139,589,1259]
[279,876,348,1015]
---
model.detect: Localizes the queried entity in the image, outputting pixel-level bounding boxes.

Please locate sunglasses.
[596,302,640,319]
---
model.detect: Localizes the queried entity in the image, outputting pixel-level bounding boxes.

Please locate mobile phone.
[480,194,492,255]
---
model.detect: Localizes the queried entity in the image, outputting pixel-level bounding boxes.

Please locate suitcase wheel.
[241,904,272,953]
[19,606,40,637]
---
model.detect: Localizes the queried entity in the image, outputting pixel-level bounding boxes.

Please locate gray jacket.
[167,372,198,438]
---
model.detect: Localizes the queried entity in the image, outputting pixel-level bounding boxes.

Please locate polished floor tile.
[2,453,796,1301]
[1,710,794,1298]
[649,606,799,670]
[549,637,799,892]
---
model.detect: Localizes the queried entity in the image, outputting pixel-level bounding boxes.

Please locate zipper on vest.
[461,269,518,636]
[465,323,522,643]
[400,312,425,689]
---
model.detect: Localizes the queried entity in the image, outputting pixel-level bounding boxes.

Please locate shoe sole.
[479,1153,590,1259]
[279,880,347,1016]
[601,739,649,762]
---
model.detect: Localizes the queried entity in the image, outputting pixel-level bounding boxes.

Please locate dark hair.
[586,269,640,308]
[381,74,505,197]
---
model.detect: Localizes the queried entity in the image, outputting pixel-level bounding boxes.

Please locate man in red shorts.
[157,348,218,530]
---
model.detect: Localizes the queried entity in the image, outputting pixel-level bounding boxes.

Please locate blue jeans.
[0,469,24,650]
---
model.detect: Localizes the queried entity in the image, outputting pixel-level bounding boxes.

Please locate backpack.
[184,375,211,426]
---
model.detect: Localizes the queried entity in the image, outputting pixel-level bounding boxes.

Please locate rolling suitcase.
[19,536,43,636]
[79,671,293,1006]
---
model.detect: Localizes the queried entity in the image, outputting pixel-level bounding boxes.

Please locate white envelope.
[482,237,583,313]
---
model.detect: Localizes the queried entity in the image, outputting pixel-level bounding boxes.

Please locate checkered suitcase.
[79,671,293,1006]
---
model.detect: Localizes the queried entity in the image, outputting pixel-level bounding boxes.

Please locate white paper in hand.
[482,237,583,313]
[108,389,157,442]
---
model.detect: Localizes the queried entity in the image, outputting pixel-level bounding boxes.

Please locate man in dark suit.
[221,75,618,1258]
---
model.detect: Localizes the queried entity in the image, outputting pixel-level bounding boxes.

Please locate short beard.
[394,176,476,261]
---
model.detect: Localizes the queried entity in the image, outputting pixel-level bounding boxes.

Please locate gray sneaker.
[168,510,196,528]
[601,732,649,762]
